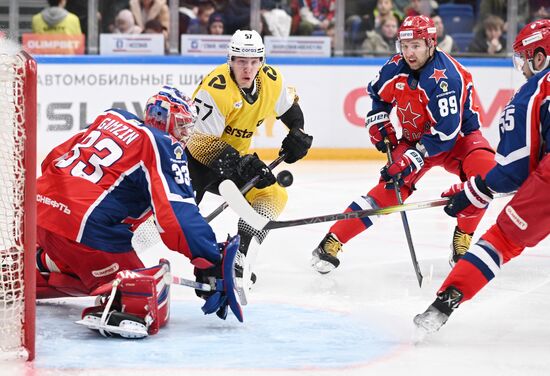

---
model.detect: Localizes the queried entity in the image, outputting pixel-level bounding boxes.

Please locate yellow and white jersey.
[188,63,296,166]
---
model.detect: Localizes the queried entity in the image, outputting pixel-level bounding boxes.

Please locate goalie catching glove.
[365,111,397,153]
[442,175,493,218]
[279,128,313,163]
[193,235,247,322]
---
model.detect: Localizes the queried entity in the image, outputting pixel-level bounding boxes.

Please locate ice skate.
[414,305,450,335]
[449,227,473,267]
[414,286,463,335]
[311,233,342,274]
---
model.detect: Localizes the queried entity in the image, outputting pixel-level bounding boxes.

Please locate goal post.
[0,42,37,361]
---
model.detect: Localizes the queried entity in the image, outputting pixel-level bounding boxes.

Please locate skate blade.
[310,257,335,274]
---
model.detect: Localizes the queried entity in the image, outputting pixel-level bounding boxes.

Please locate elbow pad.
[279,103,304,130]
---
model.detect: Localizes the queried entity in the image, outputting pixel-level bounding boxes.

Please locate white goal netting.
[0,39,35,361]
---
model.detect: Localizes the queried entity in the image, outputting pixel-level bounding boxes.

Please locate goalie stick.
[204,154,287,222]
[219,179,513,231]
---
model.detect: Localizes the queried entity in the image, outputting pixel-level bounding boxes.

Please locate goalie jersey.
[368,50,482,157]
[485,67,550,193]
[37,108,219,263]
[187,63,296,166]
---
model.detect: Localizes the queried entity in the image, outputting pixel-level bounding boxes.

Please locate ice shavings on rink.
[35,299,401,370]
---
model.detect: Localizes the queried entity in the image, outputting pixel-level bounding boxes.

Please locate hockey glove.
[279,128,313,164]
[442,175,493,218]
[381,148,424,188]
[365,111,397,153]
[193,236,245,322]
[237,153,276,189]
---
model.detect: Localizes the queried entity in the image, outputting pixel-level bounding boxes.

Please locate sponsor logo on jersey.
[224,125,253,138]
[396,82,405,90]
[91,263,120,277]
[234,100,243,109]
[37,194,71,214]
[505,205,528,230]
[208,74,226,90]
[440,81,448,92]
[174,145,184,159]
[436,89,456,98]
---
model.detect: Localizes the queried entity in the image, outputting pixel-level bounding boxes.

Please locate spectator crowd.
[25,0,550,56]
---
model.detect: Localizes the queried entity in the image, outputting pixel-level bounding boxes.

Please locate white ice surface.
[5,161,550,376]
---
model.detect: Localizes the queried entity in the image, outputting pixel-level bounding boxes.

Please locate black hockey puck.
[276,170,293,187]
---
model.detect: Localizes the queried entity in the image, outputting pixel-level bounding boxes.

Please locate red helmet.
[397,15,437,45]
[144,86,197,145]
[512,19,550,73]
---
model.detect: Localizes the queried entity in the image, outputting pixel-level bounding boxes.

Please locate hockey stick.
[384,140,423,287]
[171,275,212,292]
[219,179,513,231]
[204,154,287,222]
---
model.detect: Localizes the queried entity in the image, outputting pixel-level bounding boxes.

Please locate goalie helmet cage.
[0,45,37,361]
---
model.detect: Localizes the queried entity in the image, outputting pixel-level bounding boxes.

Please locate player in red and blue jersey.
[415,19,550,334]
[311,15,496,274]
[35,86,243,338]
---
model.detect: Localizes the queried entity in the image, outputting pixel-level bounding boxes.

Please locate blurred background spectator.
[529,0,549,21]
[361,14,399,55]
[224,0,252,34]
[143,19,165,34]
[113,9,142,34]
[187,0,216,34]
[432,13,456,53]
[129,0,170,39]
[297,0,335,36]
[261,0,292,37]
[469,14,505,54]
[100,0,130,33]
[32,0,82,35]
[363,0,403,31]
[344,0,376,53]
[477,0,529,30]
[207,12,226,34]
[65,0,94,35]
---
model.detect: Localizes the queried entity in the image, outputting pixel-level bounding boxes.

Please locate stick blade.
[218,180,270,230]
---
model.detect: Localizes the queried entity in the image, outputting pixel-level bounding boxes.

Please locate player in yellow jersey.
[186,29,313,281]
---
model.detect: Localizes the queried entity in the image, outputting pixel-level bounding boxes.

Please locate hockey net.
[0,40,37,361]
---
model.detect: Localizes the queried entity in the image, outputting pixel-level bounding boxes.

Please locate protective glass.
[513,52,526,72]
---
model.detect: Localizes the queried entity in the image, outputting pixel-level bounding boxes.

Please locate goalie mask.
[144,86,197,145]
[512,19,550,75]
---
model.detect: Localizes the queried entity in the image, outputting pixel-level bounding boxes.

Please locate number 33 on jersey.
[37,108,196,253]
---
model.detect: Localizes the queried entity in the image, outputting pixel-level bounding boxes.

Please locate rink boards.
[34,56,524,163]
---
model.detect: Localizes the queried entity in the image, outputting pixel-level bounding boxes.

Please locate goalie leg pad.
[77,259,171,338]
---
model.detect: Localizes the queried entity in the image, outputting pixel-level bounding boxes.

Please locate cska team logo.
[429,68,447,84]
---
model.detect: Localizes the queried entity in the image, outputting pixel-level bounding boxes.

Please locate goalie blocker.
[76,236,246,338]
